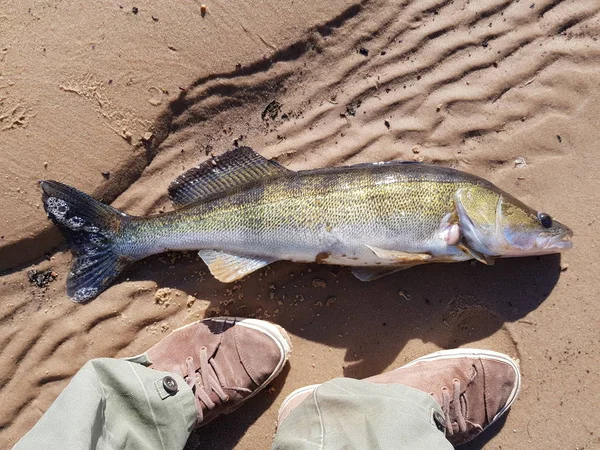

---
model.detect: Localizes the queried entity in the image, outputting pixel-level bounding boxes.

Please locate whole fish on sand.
[40,147,572,302]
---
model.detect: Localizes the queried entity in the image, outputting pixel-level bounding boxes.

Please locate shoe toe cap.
[481,357,520,422]
[235,319,291,387]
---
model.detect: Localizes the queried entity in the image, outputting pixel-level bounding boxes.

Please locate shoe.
[277,348,520,446]
[145,316,292,427]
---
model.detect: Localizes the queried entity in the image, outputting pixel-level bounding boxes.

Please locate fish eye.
[537,212,553,228]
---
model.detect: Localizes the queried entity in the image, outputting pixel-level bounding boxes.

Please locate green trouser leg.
[273,378,453,450]
[13,357,197,450]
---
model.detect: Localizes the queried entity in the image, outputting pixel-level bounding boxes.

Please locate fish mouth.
[544,230,573,251]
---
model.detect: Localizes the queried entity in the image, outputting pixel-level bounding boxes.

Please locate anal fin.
[198,250,277,283]
[351,266,414,282]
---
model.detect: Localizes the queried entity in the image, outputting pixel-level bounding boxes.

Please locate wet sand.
[1,0,599,448]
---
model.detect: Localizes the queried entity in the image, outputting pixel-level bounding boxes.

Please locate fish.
[40,146,573,302]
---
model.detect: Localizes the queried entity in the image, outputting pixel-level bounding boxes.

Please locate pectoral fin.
[198,250,277,282]
[457,243,495,265]
[351,266,415,282]
[365,244,433,263]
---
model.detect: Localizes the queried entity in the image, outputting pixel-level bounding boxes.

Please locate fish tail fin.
[40,180,133,302]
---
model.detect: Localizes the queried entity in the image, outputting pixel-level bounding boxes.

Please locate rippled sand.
[1,1,599,448]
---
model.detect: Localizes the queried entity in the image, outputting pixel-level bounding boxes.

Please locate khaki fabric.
[273,378,453,450]
[13,357,197,450]
[15,360,452,450]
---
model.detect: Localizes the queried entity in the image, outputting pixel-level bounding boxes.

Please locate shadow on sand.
[123,253,562,449]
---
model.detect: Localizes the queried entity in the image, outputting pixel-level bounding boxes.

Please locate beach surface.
[1,0,599,448]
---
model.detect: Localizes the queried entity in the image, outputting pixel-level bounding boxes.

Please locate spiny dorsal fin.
[168,147,290,207]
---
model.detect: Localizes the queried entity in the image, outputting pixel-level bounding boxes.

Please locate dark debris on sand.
[262,100,282,121]
[27,269,57,288]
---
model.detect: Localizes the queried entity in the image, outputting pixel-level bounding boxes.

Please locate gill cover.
[454,186,501,264]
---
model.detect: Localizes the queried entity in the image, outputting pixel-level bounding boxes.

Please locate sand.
[1,0,599,448]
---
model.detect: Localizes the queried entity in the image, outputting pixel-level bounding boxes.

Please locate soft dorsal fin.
[168,146,290,207]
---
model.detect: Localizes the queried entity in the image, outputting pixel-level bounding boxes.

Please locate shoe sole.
[398,348,521,427]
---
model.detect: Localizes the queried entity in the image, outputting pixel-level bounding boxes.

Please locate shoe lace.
[181,346,230,421]
[439,378,482,437]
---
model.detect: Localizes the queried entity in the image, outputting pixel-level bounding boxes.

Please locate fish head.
[455,185,573,258]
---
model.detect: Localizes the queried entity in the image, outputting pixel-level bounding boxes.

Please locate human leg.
[14,317,291,450]
[274,348,520,449]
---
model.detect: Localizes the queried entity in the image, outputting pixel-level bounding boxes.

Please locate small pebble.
[312,278,327,288]
[514,157,527,168]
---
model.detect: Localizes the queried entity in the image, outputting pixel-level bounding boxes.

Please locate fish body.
[127,163,473,264]
[41,147,572,302]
